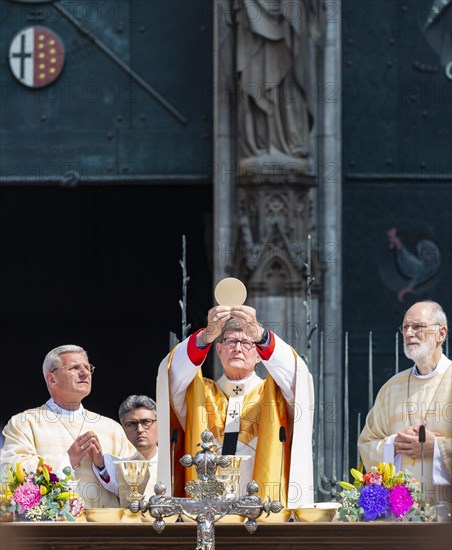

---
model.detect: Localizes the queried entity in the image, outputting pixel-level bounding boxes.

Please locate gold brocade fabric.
[183,369,290,502]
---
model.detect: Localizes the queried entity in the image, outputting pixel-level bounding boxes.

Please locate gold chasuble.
[184,370,290,499]
[156,335,314,507]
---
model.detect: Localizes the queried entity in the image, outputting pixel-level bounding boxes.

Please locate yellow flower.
[15,462,25,483]
[339,481,355,490]
[388,463,395,478]
[0,487,13,505]
[39,485,48,495]
[375,462,398,487]
[6,468,14,485]
[42,465,50,482]
[350,468,364,483]
[56,492,70,500]
[376,462,388,480]
[38,463,53,474]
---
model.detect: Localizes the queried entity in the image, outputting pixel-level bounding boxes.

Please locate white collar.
[46,397,85,417]
[216,371,263,398]
[131,448,158,464]
[411,354,451,379]
[149,448,158,464]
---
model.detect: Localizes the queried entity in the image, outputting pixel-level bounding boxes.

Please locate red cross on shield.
[9,26,65,88]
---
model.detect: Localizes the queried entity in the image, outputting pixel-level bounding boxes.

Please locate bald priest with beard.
[358,301,451,504]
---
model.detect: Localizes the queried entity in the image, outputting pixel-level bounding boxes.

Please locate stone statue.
[235,0,323,174]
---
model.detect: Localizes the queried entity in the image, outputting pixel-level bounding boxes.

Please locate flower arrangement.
[338,462,431,522]
[0,458,83,522]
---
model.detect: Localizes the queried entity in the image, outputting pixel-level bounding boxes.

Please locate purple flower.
[389,485,413,517]
[358,483,390,521]
[49,473,59,483]
[11,481,41,511]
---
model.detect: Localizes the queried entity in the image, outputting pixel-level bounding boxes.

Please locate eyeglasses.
[398,324,440,334]
[123,419,156,431]
[222,338,255,352]
[51,363,96,374]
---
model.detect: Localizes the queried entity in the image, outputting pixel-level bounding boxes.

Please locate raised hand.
[230,305,264,342]
[198,305,232,345]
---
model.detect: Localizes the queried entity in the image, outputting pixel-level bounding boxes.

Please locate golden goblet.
[114,460,149,502]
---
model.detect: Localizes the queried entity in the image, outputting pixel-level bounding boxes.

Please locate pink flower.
[69,498,84,517]
[12,481,42,511]
[389,485,413,517]
[363,472,383,485]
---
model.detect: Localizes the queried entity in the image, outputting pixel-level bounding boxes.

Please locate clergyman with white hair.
[1,344,134,508]
[358,301,451,504]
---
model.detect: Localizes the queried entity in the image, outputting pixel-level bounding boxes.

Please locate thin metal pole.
[179,235,191,340]
[343,332,349,479]
[395,331,399,374]
[331,394,337,486]
[169,331,179,351]
[318,332,329,494]
[304,234,317,368]
[356,412,362,467]
[306,234,312,368]
[368,331,373,412]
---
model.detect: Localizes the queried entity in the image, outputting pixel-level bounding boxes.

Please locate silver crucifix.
[129,429,283,550]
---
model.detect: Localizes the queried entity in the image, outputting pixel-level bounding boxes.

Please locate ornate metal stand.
[129,430,283,550]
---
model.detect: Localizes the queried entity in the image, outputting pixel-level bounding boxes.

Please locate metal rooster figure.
[129,429,283,550]
[387,228,441,302]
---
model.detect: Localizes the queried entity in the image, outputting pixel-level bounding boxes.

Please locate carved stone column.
[213,0,342,498]
[230,0,324,365]
[213,0,236,284]
[232,172,318,370]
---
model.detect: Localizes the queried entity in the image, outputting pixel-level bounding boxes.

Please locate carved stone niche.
[238,162,316,187]
[231,183,321,366]
[233,184,316,295]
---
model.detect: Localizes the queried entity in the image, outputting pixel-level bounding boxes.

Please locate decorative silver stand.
[129,430,283,550]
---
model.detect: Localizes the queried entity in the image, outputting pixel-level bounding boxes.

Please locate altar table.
[1,521,451,550]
